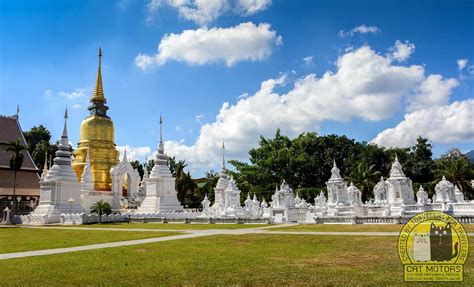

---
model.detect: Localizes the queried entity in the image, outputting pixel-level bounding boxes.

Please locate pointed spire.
[394,153,399,162]
[333,159,337,168]
[16,105,20,119]
[122,147,128,162]
[60,108,69,146]
[222,142,226,169]
[158,114,164,154]
[41,151,49,181]
[91,46,106,103]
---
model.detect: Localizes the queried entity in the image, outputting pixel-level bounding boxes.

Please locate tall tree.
[23,125,53,171]
[404,137,435,184]
[3,138,27,211]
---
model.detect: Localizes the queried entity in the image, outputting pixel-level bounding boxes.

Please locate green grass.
[49,222,268,230]
[0,228,180,254]
[1,234,473,286]
[270,223,474,233]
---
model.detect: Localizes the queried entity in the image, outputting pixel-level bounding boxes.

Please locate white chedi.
[137,116,183,213]
[454,186,465,202]
[271,180,295,208]
[385,155,415,205]
[314,192,327,207]
[416,186,430,205]
[434,176,456,203]
[347,182,362,206]
[373,176,388,204]
[326,160,349,206]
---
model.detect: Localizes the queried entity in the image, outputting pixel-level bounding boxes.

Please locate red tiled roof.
[0,115,38,171]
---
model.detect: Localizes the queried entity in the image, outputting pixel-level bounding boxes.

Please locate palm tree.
[349,162,381,201]
[435,158,472,193]
[3,138,27,211]
[90,200,112,224]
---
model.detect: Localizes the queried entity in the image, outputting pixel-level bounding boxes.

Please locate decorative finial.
[98,46,102,65]
[61,108,69,142]
[16,105,20,118]
[394,153,399,162]
[222,142,225,169]
[333,159,337,167]
[91,46,106,103]
[159,114,163,144]
[123,147,128,162]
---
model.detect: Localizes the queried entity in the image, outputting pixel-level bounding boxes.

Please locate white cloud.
[339,25,380,37]
[236,0,272,16]
[302,56,314,66]
[72,104,82,109]
[371,100,474,148]
[407,74,458,112]
[117,145,153,162]
[195,113,205,124]
[390,40,415,62]
[57,88,89,99]
[457,58,468,70]
[165,45,430,169]
[146,0,271,25]
[135,22,282,69]
[168,0,229,26]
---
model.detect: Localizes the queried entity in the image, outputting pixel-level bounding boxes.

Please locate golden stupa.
[72,47,119,191]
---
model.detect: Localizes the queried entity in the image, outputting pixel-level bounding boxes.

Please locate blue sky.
[1,0,473,176]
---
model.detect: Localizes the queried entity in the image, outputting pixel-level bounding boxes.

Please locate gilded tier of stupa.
[72,48,119,191]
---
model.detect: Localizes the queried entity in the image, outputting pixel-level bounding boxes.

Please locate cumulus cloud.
[146,0,271,25]
[390,40,415,62]
[371,100,474,148]
[135,22,282,69]
[236,0,272,16]
[164,44,435,168]
[406,74,458,112]
[117,145,153,162]
[339,25,380,37]
[457,58,468,70]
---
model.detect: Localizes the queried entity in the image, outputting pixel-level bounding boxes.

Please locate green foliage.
[435,153,473,198]
[23,125,56,172]
[90,200,112,223]
[348,162,381,201]
[130,160,144,179]
[3,138,27,211]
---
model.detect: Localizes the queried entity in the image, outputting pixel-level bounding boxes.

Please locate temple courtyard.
[1,223,474,286]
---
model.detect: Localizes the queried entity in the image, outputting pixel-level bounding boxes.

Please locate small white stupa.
[137,116,183,213]
[30,109,85,224]
[212,142,229,207]
[386,154,415,205]
[326,160,349,206]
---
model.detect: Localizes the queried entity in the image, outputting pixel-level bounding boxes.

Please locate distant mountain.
[466,150,474,164]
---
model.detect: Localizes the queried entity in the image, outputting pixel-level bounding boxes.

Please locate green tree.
[130,160,144,179]
[404,137,435,184]
[348,162,381,201]
[23,125,54,171]
[3,138,27,211]
[435,157,473,196]
[90,200,112,224]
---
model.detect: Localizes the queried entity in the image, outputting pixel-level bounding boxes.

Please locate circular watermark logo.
[398,211,469,282]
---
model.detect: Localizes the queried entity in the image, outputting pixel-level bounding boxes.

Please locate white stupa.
[326,160,349,206]
[30,109,85,224]
[136,116,183,213]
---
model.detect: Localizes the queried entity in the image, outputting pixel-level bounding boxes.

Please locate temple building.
[72,48,119,191]
[0,115,40,212]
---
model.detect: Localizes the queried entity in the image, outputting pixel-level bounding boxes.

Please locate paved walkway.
[1,225,473,260]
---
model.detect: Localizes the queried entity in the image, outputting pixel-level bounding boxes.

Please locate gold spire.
[91,47,106,103]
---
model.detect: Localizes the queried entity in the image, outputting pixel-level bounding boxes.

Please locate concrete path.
[2,225,473,260]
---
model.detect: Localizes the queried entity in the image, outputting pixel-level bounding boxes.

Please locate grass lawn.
[1,234,473,286]
[270,223,474,233]
[0,227,180,254]
[49,222,268,230]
